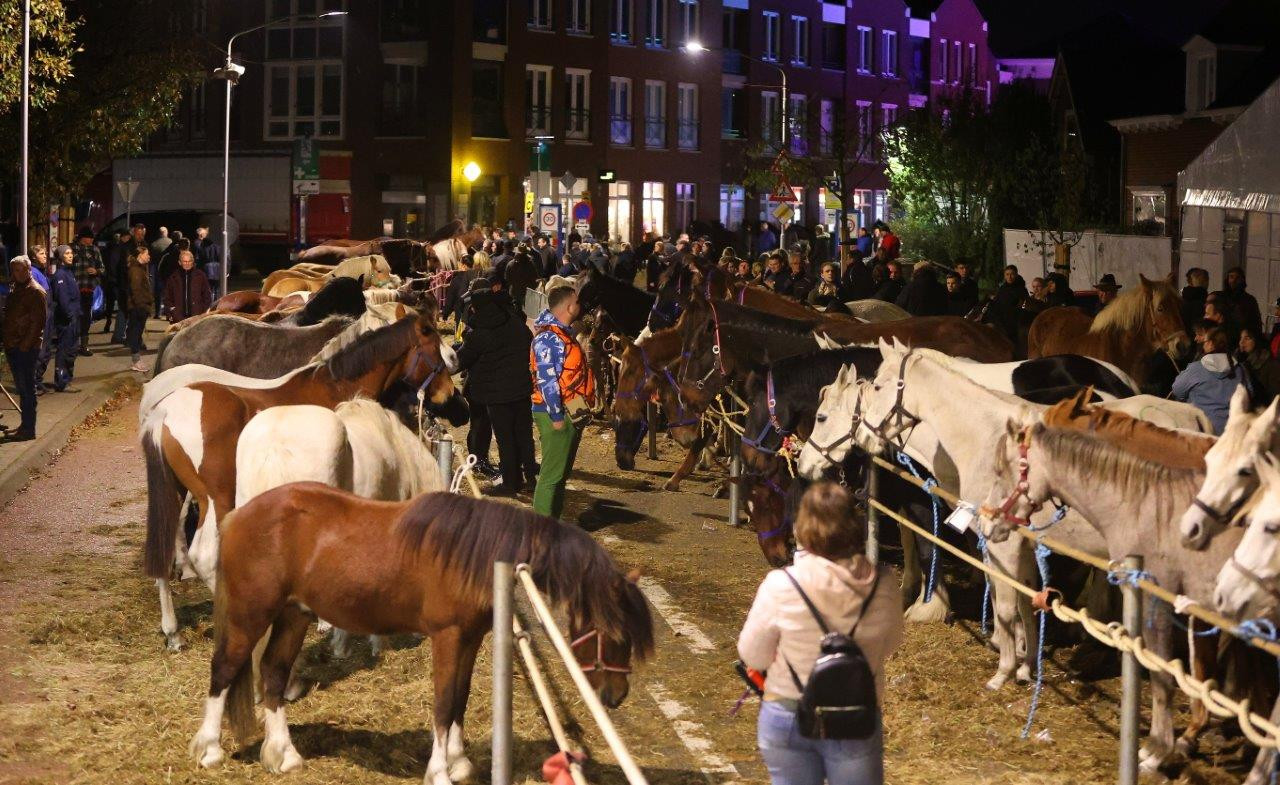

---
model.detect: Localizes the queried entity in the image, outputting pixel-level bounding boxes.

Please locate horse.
[982,421,1274,776]
[139,314,458,650]
[575,266,656,337]
[428,220,486,271]
[189,486,653,781]
[265,255,396,298]
[235,396,448,663]
[1180,388,1280,549]
[1026,274,1188,389]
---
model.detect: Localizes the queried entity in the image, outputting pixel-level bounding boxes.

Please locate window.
[855,100,872,157]
[529,0,552,30]
[821,22,846,70]
[1131,189,1168,232]
[566,70,590,139]
[676,0,699,47]
[264,10,346,139]
[720,185,745,230]
[881,30,897,77]
[953,40,962,84]
[938,38,948,82]
[641,182,665,235]
[967,43,977,85]
[721,87,745,139]
[791,16,809,66]
[788,94,807,155]
[763,12,781,62]
[526,65,552,136]
[610,77,633,145]
[674,183,696,232]
[381,63,426,135]
[646,0,666,46]
[608,181,632,243]
[722,8,748,74]
[818,99,834,156]
[471,61,506,137]
[856,26,872,73]
[1194,55,1216,111]
[854,189,872,230]
[645,80,667,147]
[611,0,633,43]
[567,0,590,32]
[677,83,698,150]
[762,90,780,145]
[880,103,897,129]
[474,0,506,42]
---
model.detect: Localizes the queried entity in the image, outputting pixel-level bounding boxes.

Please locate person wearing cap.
[40,245,81,392]
[71,228,102,355]
[2,256,48,440]
[1223,266,1263,338]
[1093,273,1121,314]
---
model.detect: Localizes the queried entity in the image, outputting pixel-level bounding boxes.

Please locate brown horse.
[140,314,458,649]
[189,486,653,780]
[1027,274,1187,388]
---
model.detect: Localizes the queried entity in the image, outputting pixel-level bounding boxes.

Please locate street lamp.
[462,162,483,183]
[19,0,30,255]
[684,40,787,149]
[214,10,347,299]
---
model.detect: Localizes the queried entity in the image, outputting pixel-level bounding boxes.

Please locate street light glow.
[684,41,706,53]
[463,161,482,182]
[318,10,347,18]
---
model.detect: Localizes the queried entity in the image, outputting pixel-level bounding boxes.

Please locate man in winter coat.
[1223,266,1263,338]
[756,221,778,255]
[757,253,792,294]
[192,226,222,299]
[840,254,874,301]
[1171,327,1244,434]
[456,291,538,496]
[1181,268,1208,338]
[873,260,905,303]
[953,262,979,312]
[162,250,213,323]
[645,241,667,292]
[2,257,47,440]
[71,228,102,355]
[534,234,557,279]
[895,261,948,316]
[41,245,81,392]
[530,286,595,518]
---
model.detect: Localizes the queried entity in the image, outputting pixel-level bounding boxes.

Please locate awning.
[1178,74,1280,215]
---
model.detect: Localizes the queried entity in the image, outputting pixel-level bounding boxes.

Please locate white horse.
[431,236,465,271]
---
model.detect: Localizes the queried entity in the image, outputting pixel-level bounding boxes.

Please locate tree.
[0,0,204,237]
[0,0,76,109]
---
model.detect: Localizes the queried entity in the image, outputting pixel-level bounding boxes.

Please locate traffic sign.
[771,181,798,202]
[524,192,536,214]
[572,201,594,223]
[559,171,577,192]
[537,204,562,233]
[292,179,320,195]
[772,202,794,221]
[292,135,320,180]
[116,179,140,203]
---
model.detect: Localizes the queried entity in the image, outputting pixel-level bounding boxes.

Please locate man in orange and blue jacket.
[530,285,594,517]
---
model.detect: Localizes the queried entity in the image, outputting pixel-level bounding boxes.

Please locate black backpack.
[782,568,881,740]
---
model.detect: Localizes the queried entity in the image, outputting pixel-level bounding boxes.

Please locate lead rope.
[896,452,941,603]
[976,531,991,638]
[1022,540,1053,740]
[451,453,478,495]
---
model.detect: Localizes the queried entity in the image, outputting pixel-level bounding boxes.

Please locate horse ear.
[892,336,907,352]
[1005,417,1022,440]
[357,273,366,288]
[1139,274,1152,290]
[1070,386,1093,414]
[1164,271,1176,286]
[1230,383,1252,417]
[877,336,894,358]
[394,303,407,320]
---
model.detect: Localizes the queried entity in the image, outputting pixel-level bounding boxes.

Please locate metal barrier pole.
[728,439,743,526]
[492,561,514,785]
[646,401,658,459]
[865,462,880,562]
[434,434,455,485]
[1118,554,1143,785]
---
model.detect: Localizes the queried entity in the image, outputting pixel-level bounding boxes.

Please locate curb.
[0,375,129,511]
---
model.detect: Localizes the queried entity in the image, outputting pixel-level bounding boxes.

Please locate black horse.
[575,266,656,337]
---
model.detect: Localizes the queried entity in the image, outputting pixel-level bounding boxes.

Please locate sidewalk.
[0,316,165,509]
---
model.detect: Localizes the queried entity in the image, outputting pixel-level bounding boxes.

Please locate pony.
[1027,274,1188,389]
[139,314,458,650]
[982,422,1274,776]
[189,486,653,781]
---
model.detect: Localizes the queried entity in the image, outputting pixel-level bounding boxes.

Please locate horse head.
[566,569,652,709]
[797,363,863,479]
[1214,451,1280,621]
[1180,387,1279,549]
[976,420,1052,543]
[1139,273,1189,357]
[749,475,794,568]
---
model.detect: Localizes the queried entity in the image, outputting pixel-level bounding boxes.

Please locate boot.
[474,457,502,480]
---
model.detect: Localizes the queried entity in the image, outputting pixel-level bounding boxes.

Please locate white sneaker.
[130,362,148,373]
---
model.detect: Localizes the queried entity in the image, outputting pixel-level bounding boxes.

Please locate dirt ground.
[0,386,1259,784]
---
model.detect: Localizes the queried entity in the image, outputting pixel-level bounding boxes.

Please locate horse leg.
[191,597,268,768]
[1175,623,1216,757]
[664,439,704,492]
[258,606,311,773]
[982,536,1025,690]
[445,625,486,782]
[1140,604,1177,773]
[157,578,182,651]
[187,492,222,591]
[902,498,949,623]
[426,627,463,785]
[898,521,922,609]
[177,493,197,579]
[1244,695,1280,785]
[1014,543,1036,685]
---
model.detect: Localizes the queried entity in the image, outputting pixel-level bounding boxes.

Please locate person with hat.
[1093,273,1121,314]
[70,227,102,355]
[2,256,48,440]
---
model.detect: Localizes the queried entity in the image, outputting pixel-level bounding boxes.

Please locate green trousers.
[533,412,582,518]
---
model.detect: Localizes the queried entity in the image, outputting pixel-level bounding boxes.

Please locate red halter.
[569,630,632,674]
[980,427,1043,527]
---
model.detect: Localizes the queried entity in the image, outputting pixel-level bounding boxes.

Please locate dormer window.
[1192,53,1216,111]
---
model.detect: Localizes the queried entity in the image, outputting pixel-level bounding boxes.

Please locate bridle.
[751,473,793,541]
[403,339,447,399]
[570,629,631,674]
[615,343,700,455]
[1190,489,1250,528]
[1226,557,1280,605]
[979,427,1044,527]
[863,352,922,451]
[803,379,866,468]
[741,370,789,456]
[679,301,728,391]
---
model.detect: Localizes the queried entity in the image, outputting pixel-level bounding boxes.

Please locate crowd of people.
[0,224,216,441]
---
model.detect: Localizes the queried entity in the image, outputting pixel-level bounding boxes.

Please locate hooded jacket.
[3,277,47,351]
[456,292,533,405]
[738,550,903,701]
[1171,353,1244,434]
[530,309,594,421]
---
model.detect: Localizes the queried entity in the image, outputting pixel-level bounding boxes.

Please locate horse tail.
[151,331,175,378]
[142,421,182,579]
[211,535,256,744]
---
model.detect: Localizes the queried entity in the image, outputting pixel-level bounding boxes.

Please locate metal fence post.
[646,401,658,459]
[865,462,880,563]
[1118,554,1143,785]
[492,561,514,785]
[728,439,743,526]
[434,434,455,485]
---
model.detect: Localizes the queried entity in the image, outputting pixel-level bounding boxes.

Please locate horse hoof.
[262,740,304,774]
[1015,665,1032,684]
[165,633,184,652]
[316,619,333,635]
[448,757,475,781]
[284,676,314,703]
[985,673,1008,691]
[1174,736,1196,757]
[428,771,454,785]
[190,734,224,768]
[662,480,680,492]
[903,599,949,624]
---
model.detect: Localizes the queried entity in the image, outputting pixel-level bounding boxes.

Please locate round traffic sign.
[540,210,557,229]
[572,201,594,223]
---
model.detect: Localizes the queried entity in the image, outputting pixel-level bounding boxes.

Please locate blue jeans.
[757,701,884,785]
[5,348,39,433]
[205,262,222,300]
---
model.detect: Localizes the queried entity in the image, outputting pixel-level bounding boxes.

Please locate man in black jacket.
[455,290,539,495]
[1181,267,1208,337]
[896,261,948,316]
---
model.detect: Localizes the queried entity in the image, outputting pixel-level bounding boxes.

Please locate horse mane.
[396,494,654,660]
[633,325,683,358]
[295,276,366,325]
[714,301,820,336]
[311,303,406,364]
[324,313,421,381]
[1089,281,1167,334]
[334,397,445,494]
[1029,423,1202,503]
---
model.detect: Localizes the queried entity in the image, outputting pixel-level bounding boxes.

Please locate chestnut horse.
[1027,274,1187,389]
[189,486,653,780]
[140,314,457,649]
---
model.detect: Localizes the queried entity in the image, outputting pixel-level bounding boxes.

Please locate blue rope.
[976,531,991,638]
[1022,541,1052,740]
[897,452,941,603]
[1029,503,1069,532]
[1106,567,1154,589]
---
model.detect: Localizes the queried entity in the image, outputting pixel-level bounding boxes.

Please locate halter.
[570,629,631,674]
[679,301,728,391]
[404,342,447,399]
[741,371,789,456]
[803,380,866,468]
[865,352,922,450]
[748,472,792,541]
[1190,490,1249,527]
[1225,557,1280,605]
[616,344,699,452]
[979,427,1044,527]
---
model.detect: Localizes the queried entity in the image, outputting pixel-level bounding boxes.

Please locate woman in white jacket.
[737,482,903,785]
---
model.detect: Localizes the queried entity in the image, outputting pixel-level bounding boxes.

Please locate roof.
[1179,73,1280,213]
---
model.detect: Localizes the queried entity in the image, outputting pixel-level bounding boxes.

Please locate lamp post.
[213,10,347,298]
[684,41,787,149]
[19,0,30,255]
